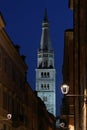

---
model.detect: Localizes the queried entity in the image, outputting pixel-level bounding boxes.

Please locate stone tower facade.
[36,10,56,116]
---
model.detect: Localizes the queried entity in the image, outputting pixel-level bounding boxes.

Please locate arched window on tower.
[41,72,43,77]
[39,61,42,68]
[44,72,46,77]
[49,60,53,68]
[41,84,43,89]
[44,60,48,68]
[47,84,49,89]
[47,72,50,77]
[44,84,46,88]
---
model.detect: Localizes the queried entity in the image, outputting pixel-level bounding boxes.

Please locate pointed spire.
[43,8,48,22]
[40,9,52,51]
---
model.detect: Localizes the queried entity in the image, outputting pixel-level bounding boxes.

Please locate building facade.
[62,0,87,130]
[62,30,74,130]
[0,12,56,130]
[0,12,28,130]
[36,10,56,116]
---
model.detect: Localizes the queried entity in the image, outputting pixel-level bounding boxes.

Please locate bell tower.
[36,9,56,116]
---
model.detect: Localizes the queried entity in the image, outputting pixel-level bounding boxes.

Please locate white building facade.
[36,10,56,116]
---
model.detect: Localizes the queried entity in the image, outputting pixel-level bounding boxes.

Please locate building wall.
[73,0,87,130]
[0,13,28,130]
[62,30,74,129]
[62,0,87,130]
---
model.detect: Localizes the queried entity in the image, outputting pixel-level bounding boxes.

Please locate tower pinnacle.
[40,9,52,51]
[43,8,48,22]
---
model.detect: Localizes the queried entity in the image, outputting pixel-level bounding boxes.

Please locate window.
[47,72,50,77]
[43,96,47,102]
[44,72,46,77]
[41,84,43,89]
[44,84,46,88]
[44,61,48,68]
[49,60,53,68]
[39,62,42,68]
[41,72,50,78]
[47,84,49,89]
[41,72,43,77]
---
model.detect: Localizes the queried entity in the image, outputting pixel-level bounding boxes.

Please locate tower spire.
[43,8,48,22]
[40,9,52,51]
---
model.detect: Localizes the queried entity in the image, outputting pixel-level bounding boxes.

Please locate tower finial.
[43,8,48,22]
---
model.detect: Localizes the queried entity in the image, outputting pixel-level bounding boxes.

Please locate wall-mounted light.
[61,84,87,103]
[0,114,12,121]
[7,114,12,120]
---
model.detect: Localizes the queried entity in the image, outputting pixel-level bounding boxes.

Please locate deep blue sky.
[0,0,73,116]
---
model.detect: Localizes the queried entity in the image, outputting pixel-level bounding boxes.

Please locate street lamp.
[61,84,69,95]
[60,84,87,130]
[61,84,87,103]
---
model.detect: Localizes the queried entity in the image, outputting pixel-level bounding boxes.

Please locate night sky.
[0,0,73,116]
